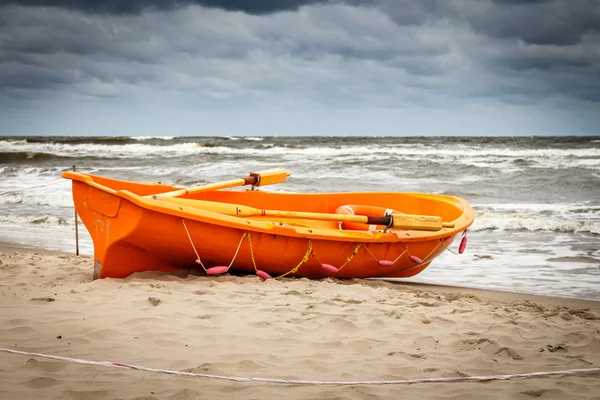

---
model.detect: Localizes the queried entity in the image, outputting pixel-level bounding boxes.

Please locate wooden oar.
[149,169,290,198]
[152,196,455,231]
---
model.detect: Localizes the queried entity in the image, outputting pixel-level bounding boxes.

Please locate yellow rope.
[275,239,313,279]
[183,223,444,279]
[245,232,258,273]
[336,243,362,272]
[186,222,444,278]
[244,233,313,279]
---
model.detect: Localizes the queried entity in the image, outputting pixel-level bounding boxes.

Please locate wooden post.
[72,165,79,256]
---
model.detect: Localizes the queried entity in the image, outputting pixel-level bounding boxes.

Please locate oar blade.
[153,197,260,217]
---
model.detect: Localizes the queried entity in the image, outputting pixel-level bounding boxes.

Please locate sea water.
[1,136,598,299]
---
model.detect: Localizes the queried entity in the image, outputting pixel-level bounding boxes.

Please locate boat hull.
[64,173,474,280]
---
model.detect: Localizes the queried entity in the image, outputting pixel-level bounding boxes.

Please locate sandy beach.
[1,242,599,399]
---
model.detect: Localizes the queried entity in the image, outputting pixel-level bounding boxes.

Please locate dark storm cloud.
[0,0,325,14]
[467,0,600,45]
[356,0,600,46]
[491,0,551,4]
[0,0,598,109]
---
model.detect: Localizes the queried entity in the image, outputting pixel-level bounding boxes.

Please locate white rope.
[1,348,598,386]
[226,233,246,269]
[440,238,460,255]
[181,219,206,270]
[0,180,66,196]
[181,220,246,271]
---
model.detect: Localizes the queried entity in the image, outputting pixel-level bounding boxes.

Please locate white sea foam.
[471,212,600,234]
[473,202,600,232]
[1,171,69,188]
[0,140,202,159]
[3,139,27,145]
[0,221,93,255]
[0,171,72,208]
[474,202,599,213]
[2,140,599,171]
[0,192,73,207]
[0,215,69,225]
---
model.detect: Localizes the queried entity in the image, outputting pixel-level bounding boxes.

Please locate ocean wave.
[3,139,27,145]
[23,136,137,145]
[0,141,202,159]
[474,202,600,213]
[0,151,80,164]
[3,138,600,163]
[471,212,600,235]
[131,136,176,141]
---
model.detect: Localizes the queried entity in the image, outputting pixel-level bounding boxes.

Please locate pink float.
[409,255,423,264]
[206,266,230,275]
[459,236,468,254]
[321,264,339,273]
[256,270,272,280]
[378,260,394,267]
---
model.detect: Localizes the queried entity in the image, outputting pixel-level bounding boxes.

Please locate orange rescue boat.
[62,169,474,280]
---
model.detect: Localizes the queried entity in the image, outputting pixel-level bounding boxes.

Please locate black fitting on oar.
[366,216,393,227]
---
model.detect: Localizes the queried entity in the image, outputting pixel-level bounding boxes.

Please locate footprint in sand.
[23,359,67,373]
[22,377,58,389]
[30,297,55,302]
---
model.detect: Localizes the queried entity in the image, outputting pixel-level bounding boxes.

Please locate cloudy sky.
[1,0,599,136]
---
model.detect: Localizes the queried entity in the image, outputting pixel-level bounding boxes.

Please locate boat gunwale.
[62,171,475,243]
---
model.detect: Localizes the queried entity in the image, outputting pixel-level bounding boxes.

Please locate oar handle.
[264,210,452,231]
[367,215,455,231]
[152,168,290,198]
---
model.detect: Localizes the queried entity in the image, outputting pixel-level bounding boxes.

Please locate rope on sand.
[1,347,598,386]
